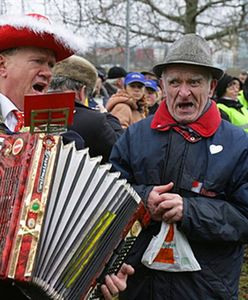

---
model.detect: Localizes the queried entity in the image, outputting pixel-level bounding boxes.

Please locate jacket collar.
[151,100,221,140]
[216,97,243,109]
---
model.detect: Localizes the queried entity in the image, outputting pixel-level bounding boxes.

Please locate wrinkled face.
[0,47,56,110]
[162,65,217,124]
[125,82,145,101]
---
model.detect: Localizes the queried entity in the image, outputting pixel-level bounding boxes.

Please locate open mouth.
[178,102,194,109]
[33,83,46,93]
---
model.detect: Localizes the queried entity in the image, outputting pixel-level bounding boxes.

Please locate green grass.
[239,247,248,300]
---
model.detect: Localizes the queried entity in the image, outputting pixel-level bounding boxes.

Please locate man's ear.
[0,55,8,77]
[209,79,218,98]
[79,85,87,105]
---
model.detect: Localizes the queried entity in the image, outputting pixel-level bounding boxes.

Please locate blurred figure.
[104,66,127,97]
[214,73,248,132]
[239,70,248,86]
[144,79,160,115]
[106,72,148,128]
[142,70,165,104]
[90,66,109,109]
[238,76,248,109]
[141,70,158,81]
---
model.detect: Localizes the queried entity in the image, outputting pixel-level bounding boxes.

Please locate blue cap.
[145,79,158,91]
[124,72,145,86]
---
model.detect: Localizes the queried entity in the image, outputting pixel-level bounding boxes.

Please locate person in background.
[89,66,109,109]
[214,73,248,132]
[141,70,158,81]
[0,12,133,300]
[239,70,248,86]
[144,79,160,115]
[109,34,248,300]
[50,55,124,163]
[106,72,148,128]
[142,70,165,107]
[238,76,248,109]
[104,66,127,97]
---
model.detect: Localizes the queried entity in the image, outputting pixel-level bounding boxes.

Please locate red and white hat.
[0,13,85,62]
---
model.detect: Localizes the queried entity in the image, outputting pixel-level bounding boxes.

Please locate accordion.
[0,132,148,300]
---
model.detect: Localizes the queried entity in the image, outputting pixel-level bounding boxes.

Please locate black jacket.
[68,102,124,163]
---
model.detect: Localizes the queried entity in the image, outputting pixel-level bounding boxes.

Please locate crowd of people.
[78,50,248,137]
[0,11,248,300]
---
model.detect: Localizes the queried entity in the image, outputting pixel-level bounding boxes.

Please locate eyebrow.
[166,74,205,82]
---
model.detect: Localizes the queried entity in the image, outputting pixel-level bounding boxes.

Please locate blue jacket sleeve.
[181,195,248,243]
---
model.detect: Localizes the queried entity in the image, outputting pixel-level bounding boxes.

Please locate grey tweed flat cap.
[153,34,223,80]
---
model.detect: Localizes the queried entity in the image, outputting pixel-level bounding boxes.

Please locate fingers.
[153,182,174,194]
[118,263,135,278]
[162,206,182,223]
[101,264,134,300]
[147,182,182,222]
[101,275,120,300]
[156,195,183,222]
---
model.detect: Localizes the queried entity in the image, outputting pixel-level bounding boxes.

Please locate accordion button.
[130,220,142,237]
[12,138,24,155]
[32,202,40,212]
[27,218,36,229]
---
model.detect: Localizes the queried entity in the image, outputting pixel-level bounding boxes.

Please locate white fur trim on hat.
[0,13,87,60]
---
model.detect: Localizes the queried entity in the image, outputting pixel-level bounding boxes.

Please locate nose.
[178,83,191,97]
[38,64,53,80]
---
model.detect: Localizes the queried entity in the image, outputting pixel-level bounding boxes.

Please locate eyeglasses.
[128,83,145,89]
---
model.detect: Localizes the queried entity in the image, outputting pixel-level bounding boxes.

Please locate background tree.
[1,0,248,70]
[46,0,247,46]
[48,0,248,69]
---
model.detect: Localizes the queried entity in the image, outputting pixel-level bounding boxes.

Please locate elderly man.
[109,34,248,300]
[0,13,133,300]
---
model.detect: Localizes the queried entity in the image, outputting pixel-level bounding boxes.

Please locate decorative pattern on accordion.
[0,132,148,300]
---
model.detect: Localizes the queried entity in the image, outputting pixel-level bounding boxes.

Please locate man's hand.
[100,263,134,300]
[147,182,183,223]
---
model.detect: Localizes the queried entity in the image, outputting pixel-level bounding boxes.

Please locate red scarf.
[151,100,221,139]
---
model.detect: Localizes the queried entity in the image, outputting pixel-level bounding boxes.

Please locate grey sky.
[4,0,45,14]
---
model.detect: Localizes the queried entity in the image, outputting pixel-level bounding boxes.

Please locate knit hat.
[0,13,84,62]
[124,72,145,86]
[52,55,98,91]
[215,73,241,99]
[108,66,127,79]
[153,34,223,80]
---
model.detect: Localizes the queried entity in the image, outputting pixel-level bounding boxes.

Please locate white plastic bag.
[141,222,201,272]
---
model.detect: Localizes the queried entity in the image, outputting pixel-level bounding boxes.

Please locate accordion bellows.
[0,132,144,300]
